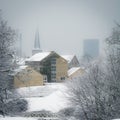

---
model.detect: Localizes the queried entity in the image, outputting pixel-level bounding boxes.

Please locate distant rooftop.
[61,55,75,63]
[10,65,28,76]
[68,67,80,76]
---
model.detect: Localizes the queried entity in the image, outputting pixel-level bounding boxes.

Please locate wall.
[14,67,44,88]
[56,57,68,82]
[69,56,80,69]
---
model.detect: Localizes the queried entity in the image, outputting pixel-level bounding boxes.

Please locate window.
[51,66,56,71]
[51,58,56,64]
[51,72,56,76]
[61,77,65,80]
[51,75,56,80]
[51,72,56,79]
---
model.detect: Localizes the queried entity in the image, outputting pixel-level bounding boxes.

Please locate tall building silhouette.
[32,29,42,55]
[83,39,99,58]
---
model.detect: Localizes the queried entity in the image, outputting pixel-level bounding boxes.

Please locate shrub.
[6,99,28,114]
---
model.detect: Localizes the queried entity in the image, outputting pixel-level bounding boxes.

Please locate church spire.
[32,29,42,55]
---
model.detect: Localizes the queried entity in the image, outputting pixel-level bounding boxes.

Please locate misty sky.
[0,0,120,58]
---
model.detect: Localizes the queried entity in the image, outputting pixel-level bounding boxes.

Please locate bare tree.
[65,60,109,120]
[0,11,16,116]
[64,24,120,120]
[105,23,120,118]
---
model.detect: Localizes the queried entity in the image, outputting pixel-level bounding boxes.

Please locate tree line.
[59,24,120,120]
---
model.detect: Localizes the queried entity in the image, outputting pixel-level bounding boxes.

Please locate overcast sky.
[0,0,120,58]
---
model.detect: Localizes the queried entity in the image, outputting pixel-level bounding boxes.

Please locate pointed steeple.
[32,29,42,55]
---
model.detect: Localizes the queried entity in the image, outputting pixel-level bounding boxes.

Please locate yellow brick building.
[26,51,68,82]
[14,66,44,88]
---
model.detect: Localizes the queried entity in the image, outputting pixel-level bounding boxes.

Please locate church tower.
[32,29,42,55]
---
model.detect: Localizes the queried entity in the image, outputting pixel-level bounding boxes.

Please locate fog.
[0,0,120,58]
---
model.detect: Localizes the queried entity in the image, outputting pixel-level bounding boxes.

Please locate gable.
[26,51,67,63]
[61,55,74,63]
[26,52,51,62]
[70,56,80,65]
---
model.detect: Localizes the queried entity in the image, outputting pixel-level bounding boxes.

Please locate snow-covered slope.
[17,85,54,97]
[17,83,68,113]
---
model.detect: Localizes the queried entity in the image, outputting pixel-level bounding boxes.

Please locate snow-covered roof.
[26,52,51,62]
[61,55,75,63]
[18,65,27,70]
[10,65,28,76]
[68,67,81,76]
[16,58,25,65]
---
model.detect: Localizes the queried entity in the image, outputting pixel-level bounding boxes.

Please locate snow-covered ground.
[17,83,69,113]
[0,117,37,120]
[1,83,120,120]
[113,119,120,120]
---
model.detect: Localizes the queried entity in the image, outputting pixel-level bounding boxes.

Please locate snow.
[68,67,80,76]
[0,117,37,120]
[0,83,68,119]
[11,65,28,76]
[26,52,51,61]
[17,83,68,113]
[17,84,59,97]
[61,55,74,63]
[17,58,26,65]
[26,90,67,113]
[19,65,27,70]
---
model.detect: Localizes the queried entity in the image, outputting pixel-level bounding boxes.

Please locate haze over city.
[0,0,120,58]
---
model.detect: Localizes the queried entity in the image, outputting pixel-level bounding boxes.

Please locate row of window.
[51,58,56,65]
[51,74,56,79]
[51,76,66,80]
[51,66,56,71]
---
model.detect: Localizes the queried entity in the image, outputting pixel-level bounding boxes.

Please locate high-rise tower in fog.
[83,39,99,58]
[32,29,42,55]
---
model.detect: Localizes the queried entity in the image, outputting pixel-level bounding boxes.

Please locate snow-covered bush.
[24,110,56,117]
[0,11,17,116]
[105,24,120,119]
[6,99,28,114]
[58,107,75,120]
[63,24,120,120]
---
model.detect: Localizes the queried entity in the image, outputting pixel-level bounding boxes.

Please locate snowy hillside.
[17,83,69,113]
